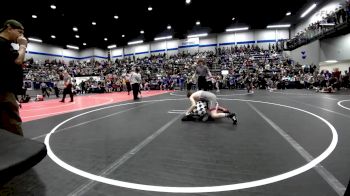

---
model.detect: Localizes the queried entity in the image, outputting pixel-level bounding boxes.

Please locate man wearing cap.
[0,19,27,136]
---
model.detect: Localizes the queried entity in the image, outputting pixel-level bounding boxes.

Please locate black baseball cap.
[0,19,24,33]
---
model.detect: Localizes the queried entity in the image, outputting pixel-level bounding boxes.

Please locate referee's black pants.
[132,83,140,100]
[197,76,208,91]
[62,87,73,102]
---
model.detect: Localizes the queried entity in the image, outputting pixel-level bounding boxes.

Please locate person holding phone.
[0,19,27,136]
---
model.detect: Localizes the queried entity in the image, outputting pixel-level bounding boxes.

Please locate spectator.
[40,81,50,98]
[60,70,74,102]
[0,19,27,136]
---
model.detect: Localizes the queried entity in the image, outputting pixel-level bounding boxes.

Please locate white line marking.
[270,91,338,100]
[45,98,339,193]
[170,91,251,97]
[337,100,350,111]
[168,111,185,114]
[68,113,183,196]
[323,97,338,101]
[168,110,187,114]
[216,91,252,97]
[281,97,350,119]
[270,91,316,96]
[31,103,155,140]
[169,92,186,96]
[247,102,345,196]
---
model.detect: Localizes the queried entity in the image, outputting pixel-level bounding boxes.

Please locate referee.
[192,59,212,91]
[130,67,142,100]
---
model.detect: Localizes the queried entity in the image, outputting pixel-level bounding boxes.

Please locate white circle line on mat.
[45,98,338,193]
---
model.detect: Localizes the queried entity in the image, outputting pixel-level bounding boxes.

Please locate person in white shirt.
[129,67,142,100]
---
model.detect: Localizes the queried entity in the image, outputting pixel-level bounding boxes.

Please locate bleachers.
[286,2,350,50]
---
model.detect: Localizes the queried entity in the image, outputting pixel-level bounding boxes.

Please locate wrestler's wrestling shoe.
[228,113,237,125]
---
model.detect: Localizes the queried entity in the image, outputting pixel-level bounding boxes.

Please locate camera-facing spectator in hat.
[0,19,27,136]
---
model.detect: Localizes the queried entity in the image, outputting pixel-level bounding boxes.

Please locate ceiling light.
[186,0,191,4]
[140,30,144,34]
[187,33,208,38]
[122,35,125,38]
[104,38,108,41]
[128,40,144,45]
[226,27,249,32]
[114,15,119,19]
[232,17,235,21]
[301,3,317,18]
[75,35,80,38]
[267,24,291,29]
[154,36,173,41]
[83,43,87,46]
[50,5,56,9]
[51,35,56,39]
[28,37,43,43]
[73,27,78,32]
[67,45,79,50]
[320,23,335,26]
[167,25,171,30]
[92,22,96,25]
[286,12,291,16]
[32,15,37,19]
[196,21,200,26]
[325,60,338,63]
[148,6,153,11]
[107,44,117,49]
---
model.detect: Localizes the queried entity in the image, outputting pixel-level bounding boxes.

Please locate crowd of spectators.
[286,1,350,49]
[19,43,349,101]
